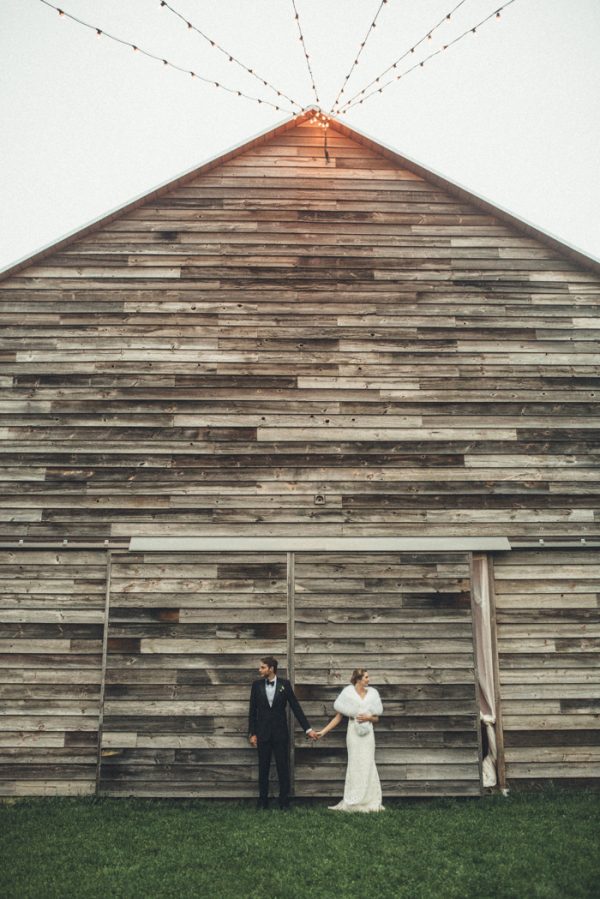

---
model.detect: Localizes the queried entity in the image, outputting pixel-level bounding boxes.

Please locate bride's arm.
[356,714,379,723]
[315,712,343,738]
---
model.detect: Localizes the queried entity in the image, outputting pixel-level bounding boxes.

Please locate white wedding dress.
[328,685,384,813]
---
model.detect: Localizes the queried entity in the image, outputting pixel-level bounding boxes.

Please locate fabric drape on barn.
[472,554,498,787]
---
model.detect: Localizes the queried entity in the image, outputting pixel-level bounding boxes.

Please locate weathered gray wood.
[1,120,600,546]
[494,549,600,785]
[2,114,600,794]
[0,550,106,795]
[98,551,289,797]
[293,551,481,798]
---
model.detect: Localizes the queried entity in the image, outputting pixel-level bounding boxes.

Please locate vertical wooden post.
[95,550,112,795]
[287,551,296,794]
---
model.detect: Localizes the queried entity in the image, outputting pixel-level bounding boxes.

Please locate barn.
[1,109,599,799]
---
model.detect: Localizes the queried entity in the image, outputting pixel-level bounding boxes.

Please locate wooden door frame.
[94,546,486,797]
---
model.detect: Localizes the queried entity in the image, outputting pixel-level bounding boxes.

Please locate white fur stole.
[333,684,383,718]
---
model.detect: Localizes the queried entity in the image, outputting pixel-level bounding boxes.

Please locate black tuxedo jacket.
[248,677,311,742]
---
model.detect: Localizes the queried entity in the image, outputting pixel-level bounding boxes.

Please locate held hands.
[307,729,319,741]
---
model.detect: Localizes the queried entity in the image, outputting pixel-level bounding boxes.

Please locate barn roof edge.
[1,108,599,280]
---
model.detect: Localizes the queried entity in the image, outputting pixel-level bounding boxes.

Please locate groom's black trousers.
[257,737,290,807]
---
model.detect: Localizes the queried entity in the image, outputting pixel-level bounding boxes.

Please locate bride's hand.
[356,714,370,723]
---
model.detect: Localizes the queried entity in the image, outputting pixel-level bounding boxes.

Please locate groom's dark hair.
[261,656,278,673]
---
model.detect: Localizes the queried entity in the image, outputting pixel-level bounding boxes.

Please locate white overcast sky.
[2,0,599,271]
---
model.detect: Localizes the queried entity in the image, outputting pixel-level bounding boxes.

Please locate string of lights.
[158,0,303,111]
[39,0,296,114]
[339,0,517,114]
[329,0,390,116]
[337,0,471,114]
[291,0,320,105]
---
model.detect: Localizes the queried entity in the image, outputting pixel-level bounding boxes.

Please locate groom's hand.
[307,730,318,741]
[249,735,257,748]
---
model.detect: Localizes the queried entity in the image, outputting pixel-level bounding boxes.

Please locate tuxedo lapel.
[272,680,285,707]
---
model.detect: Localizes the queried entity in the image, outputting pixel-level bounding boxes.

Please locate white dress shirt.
[266,677,277,707]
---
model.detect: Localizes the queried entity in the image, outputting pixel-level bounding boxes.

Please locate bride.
[316,668,384,813]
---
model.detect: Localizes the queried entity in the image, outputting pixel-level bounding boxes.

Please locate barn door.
[98,551,287,796]
[292,552,482,797]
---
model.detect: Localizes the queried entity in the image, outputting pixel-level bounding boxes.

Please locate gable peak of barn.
[1,108,599,280]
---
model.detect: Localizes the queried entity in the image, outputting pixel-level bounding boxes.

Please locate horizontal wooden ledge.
[128,536,510,552]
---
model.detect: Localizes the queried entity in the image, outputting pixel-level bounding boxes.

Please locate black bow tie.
[265,680,275,686]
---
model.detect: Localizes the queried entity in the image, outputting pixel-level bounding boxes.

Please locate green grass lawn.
[1,790,599,899]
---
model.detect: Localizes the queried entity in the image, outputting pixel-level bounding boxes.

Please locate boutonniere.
[279,685,285,694]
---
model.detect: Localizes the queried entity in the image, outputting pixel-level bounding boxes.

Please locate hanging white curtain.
[471,554,498,787]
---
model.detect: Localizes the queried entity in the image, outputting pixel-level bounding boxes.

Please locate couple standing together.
[248,656,384,812]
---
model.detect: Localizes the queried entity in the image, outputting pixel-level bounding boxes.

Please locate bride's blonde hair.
[350,668,368,685]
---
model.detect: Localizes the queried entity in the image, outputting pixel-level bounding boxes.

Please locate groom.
[248,656,317,810]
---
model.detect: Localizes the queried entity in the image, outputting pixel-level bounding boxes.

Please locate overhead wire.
[337,0,471,114]
[158,0,304,112]
[340,0,518,114]
[290,0,320,105]
[39,0,296,114]
[329,0,391,116]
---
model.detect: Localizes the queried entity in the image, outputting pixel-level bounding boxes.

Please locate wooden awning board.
[129,536,511,552]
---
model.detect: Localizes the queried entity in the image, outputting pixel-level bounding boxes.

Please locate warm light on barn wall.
[309,110,331,130]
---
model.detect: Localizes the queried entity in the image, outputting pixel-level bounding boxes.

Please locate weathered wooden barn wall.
[0,547,481,798]
[0,118,599,543]
[100,551,288,797]
[493,549,600,785]
[293,552,481,798]
[1,113,599,796]
[0,550,106,796]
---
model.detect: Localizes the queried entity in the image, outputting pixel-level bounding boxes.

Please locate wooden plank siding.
[1,114,599,794]
[494,549,600,785]
[0,550,106,796]
[293,552,482,797]
[0,120,599,544]
[99,552,288,797]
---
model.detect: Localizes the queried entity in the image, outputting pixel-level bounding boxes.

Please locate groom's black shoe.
[279,802,291,812]
[256,799,269,811]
